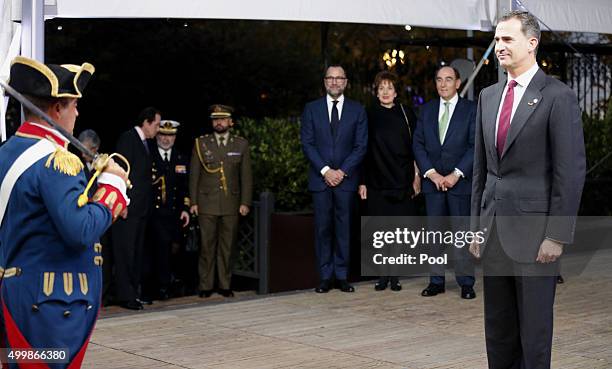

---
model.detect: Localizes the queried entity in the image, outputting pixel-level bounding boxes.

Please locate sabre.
[0,78,132,204]
[0,78,96,159]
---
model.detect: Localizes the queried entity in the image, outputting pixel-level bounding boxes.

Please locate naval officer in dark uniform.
[143,120,190,301]
[189,105,252,298]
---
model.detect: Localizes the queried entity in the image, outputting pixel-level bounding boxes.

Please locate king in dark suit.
[112,107,161,310]
[413,66,477,299]
[300,65,368,293]
[470,11,586,369]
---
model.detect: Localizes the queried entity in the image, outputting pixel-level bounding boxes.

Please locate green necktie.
[439,101,450,144]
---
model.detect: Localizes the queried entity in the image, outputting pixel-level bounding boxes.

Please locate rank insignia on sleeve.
[92,184,127,222]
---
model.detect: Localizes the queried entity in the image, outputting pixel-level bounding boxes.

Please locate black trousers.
[366,189,416,216]
[483,225,557,369]
[112,215,148,302]
[142,214,176,297]
[100,230,113,304]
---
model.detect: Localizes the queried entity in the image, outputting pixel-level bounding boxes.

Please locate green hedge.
[234,117,311,212]
[581,99,612,215]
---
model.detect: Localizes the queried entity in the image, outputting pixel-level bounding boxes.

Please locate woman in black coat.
[359,71,421,291]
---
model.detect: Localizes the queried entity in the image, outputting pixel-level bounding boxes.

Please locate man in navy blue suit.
[413,66,477,299]
[301,65,368,293]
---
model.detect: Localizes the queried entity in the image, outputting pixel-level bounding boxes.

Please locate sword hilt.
[77,153,132,207]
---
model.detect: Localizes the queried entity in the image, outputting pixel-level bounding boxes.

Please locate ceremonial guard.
[142,120,190,301]
[189,105,252,298]
[0,57,129,368]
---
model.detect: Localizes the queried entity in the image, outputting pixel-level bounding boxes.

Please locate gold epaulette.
[45,145,83,176]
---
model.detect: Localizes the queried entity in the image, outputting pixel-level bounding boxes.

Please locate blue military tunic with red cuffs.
[0,122,126,368]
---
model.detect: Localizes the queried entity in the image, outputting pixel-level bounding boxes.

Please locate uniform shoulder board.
[45,145,83,176]
[233,135,248,143]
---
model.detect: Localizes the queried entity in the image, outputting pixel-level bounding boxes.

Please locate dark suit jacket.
[471,69,586,262]
[116,127,152,218]
[413,96,476,195]
[300,96,368,192]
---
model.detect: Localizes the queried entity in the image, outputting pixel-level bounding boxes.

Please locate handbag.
[184,215,200,253]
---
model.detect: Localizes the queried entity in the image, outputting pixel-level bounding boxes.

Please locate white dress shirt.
[326,94,344,122]
[158,147,172,161]
[134,126,146,141]
[494,62,540,146]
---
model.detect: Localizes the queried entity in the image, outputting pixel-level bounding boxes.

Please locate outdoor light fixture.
[382,49,405,68]
[404,25,412,31]
[57,25,62,31]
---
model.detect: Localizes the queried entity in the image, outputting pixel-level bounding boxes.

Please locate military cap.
[209,104,233,119]
[159,120,181,135]
[8,56,95,99]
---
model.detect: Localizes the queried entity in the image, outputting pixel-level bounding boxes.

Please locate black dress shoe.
[338,280,355,293]
[374,277,389,291]
[198,290,213,298]
[461,286,476,299]
[557,275,565,284]
[421,283,445,297]
[389,277,402,292]
[120,300,143,310]
[219,289,234,297]
[315,279,331,293]
[137,298,153,305]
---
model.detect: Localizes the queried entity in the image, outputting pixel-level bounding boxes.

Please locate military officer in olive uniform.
[189,105,252,298]
[143,120,190,301]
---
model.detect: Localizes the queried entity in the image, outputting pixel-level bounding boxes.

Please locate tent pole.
[20,0,44,62]
[496,0,514,82]
[466,30,474,100]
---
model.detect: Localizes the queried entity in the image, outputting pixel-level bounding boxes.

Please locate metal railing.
[232,192,274,294]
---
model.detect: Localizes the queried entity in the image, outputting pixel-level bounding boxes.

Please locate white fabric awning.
[41,0,612,34]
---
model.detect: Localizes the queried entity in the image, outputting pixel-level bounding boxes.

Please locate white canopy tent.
[2,0,611,141]
[22,0,612,34]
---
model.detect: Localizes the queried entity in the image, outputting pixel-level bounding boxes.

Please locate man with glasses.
[300,65,368,293]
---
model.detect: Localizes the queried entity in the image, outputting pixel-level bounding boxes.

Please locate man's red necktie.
[496,79,518,157]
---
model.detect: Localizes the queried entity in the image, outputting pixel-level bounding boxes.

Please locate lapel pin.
[527,98,538,106]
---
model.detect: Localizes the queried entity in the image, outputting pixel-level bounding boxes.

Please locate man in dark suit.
[413,66,477,299]
[300,65,368,293]
[143,120,190,301]
[470,11,585,369]
[112,107,161,310]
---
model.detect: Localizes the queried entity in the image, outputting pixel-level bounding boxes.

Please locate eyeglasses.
[324,76,347,82]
